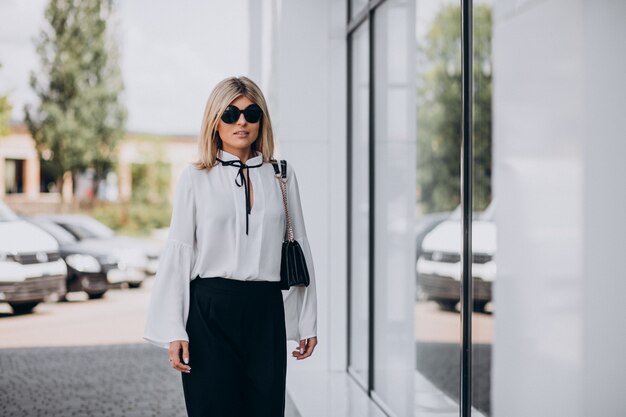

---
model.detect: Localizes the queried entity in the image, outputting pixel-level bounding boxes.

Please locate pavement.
[414,300,493,415]
[416,342,492,416]
[0,277,493,416]
[0,277,301,417]
[0,343,301,417]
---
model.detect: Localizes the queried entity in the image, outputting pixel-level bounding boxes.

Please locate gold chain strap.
[276,172,294,242]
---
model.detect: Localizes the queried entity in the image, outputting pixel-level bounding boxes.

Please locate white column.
[249,0,348,373]
[492,0,626,415]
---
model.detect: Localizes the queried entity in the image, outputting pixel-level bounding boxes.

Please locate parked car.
[0,201,67,314]
[34,214,161,288]
[416,201,496,313]
[414,211,453,301]
[26,217,125,299]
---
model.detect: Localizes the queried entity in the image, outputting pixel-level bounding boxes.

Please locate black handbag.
[271,159,311,290]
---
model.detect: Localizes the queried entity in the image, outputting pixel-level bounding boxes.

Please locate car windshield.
[480,201,495,221]
[33,219,77,245]
[0,201,19,222]
[57,217,115,240]
[447,205,483,221]
[448,201,495,221]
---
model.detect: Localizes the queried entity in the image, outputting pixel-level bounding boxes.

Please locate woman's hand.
[292,336,317,360]
[169,340,191,373]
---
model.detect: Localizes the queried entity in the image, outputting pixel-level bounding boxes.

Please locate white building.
[247,0,626,416]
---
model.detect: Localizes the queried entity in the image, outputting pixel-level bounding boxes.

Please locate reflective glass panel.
[348,20,370,389]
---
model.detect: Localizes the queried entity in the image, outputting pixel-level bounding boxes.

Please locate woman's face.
[217,95,261,155]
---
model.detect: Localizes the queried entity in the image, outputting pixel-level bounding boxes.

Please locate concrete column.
[23,156,40,200]
[118,162,132,202]
[492,0,626,415]
[62,171,73,204]
[0,157,5,198]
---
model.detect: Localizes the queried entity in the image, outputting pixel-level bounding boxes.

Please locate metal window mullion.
[460,0,473,416]
[346,26,353,373]
[367,8,376,396]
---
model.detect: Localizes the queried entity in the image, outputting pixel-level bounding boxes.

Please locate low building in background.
[0,123,197,214]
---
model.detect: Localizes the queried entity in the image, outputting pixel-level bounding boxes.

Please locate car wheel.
[10,302,40,315]
[87,291,107,300]
[128,282,142,289]
[436,300,458,312]
[473,300,488,313]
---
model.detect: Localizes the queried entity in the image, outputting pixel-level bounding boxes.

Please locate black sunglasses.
[221,104,263,124]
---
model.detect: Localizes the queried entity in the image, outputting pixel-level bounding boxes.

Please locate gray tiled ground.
[416,342,491,415]
[0,343,301,417]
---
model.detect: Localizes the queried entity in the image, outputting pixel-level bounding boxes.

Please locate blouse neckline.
[217,148,264,165]
[215,148,265,235]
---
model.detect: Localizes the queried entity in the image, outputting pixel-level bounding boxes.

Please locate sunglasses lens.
[221,106,240,124]
[244,105,262,123]
[221,104,262,124]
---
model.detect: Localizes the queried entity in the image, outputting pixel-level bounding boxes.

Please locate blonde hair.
[194,76,276,171]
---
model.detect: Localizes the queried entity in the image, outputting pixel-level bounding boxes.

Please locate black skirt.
[181,276,287,417]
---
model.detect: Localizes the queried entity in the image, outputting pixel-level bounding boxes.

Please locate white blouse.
[143,148,318,349]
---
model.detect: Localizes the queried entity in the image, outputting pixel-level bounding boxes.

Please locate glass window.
[56,217,115,240]
[372,0,416,415]
[0,201,19,222]
[32,219,78,245]
[414,0,463,414]
[350,0,369,19]
[472,2,494,415]
[348,20,370,389]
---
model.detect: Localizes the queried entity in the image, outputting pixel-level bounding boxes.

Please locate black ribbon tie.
[216,155,263,235]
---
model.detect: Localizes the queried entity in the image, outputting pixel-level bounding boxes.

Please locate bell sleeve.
[143,165,196,349]
[282,162,318,343]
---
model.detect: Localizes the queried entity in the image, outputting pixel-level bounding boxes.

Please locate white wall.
[249,0,348,372]
[492,0,626,415]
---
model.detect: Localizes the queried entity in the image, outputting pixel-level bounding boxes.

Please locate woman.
[143,76,318,417]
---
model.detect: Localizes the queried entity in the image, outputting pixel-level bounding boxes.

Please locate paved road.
[0,278,493,416]
[414,301,493,344]
[0,278,300,416]
[414,302,493,415]
[416,341,492,416]
[0,343,301,417]
[0,278,155,348]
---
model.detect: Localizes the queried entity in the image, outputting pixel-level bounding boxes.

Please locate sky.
[0,0,250,135]
[0,0,492,136]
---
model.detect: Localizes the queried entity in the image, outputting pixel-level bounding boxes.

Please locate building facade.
[0,126,197,210]
[248,0,626,416]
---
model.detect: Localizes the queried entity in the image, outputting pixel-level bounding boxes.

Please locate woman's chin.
[233,137,255,145]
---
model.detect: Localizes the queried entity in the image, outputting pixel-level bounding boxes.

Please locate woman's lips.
[234,131,249,136]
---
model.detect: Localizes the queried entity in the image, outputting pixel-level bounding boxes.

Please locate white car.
[0,201,68,314]
[416,201,496,313]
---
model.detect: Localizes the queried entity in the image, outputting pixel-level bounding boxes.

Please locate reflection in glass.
[350,0,368,19]
[414,1,462,414]
[472,2,494,416]
[371,0,416,416]
[348,20,370,389]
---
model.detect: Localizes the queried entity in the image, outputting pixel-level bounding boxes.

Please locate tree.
[24,0,127,199]
[416,4,492,213]
[0,63,11,136]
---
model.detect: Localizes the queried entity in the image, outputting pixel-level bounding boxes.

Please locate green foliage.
[86,160,172,236]
[0,63,11,136]
[417,4,492,213]
[24,0,127,194]
[0,95,11,136]
[88,200,172,237]
[80,158,171,236]
[131,161,171,206]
